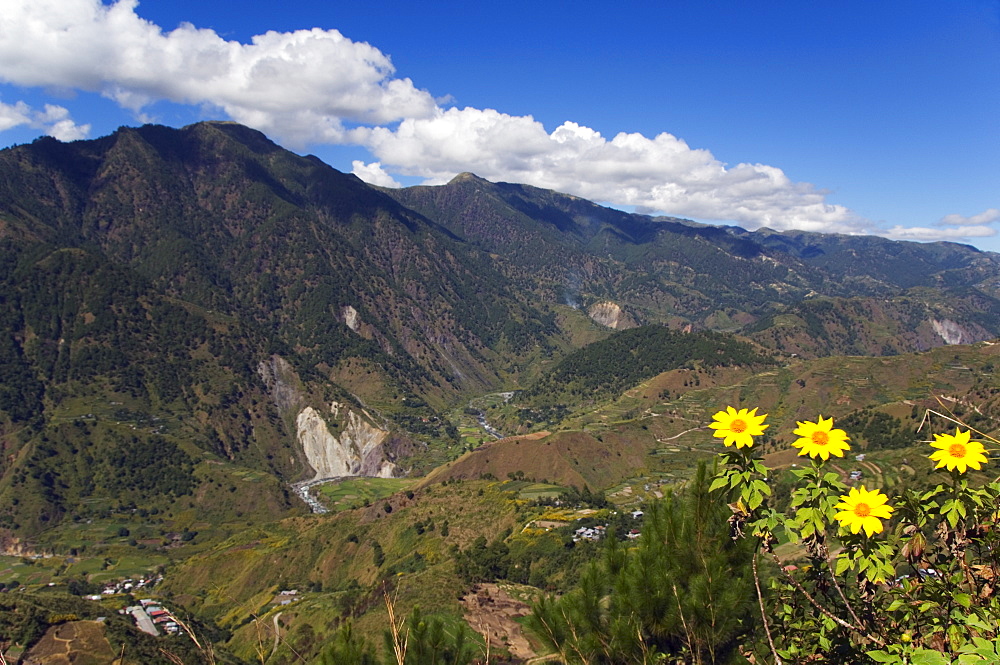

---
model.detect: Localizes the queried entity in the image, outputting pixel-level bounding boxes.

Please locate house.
[573,526,606,542]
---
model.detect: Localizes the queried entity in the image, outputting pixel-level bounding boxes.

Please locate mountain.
[384,173,1000,338]
[0,124,551,401]
[0,122,558,537]
[1,121,1000,541]
[5,121,1000,662]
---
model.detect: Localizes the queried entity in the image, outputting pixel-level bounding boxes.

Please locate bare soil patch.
[460,583,537,661]
[23,620,116,665]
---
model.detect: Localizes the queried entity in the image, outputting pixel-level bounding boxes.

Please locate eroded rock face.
[587,301,637,330]
[296,404,396,480]
[257,355,303,414]
[341,305,361,333]
[931,319,975,345]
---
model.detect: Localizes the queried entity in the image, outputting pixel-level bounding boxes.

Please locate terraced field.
[312,477,415,512]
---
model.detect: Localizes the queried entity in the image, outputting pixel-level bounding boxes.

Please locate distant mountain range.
[1,121,999,537]
[385,171,1000,353]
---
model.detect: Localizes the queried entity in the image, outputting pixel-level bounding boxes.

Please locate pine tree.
[315,623,379,665]
[387,607,476,665]
[528,463,755,664]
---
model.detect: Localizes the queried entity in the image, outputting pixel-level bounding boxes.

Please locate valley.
[1,122,999,663]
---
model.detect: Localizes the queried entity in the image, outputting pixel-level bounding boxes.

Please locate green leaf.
[709,476,729,493]
[910,649,952,665]
[866,651,897,663]
[968,637,994,651]
[954,592,972,608]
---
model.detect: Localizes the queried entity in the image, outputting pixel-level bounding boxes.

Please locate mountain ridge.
[2,121,1000,540]
[5,122,1000,663]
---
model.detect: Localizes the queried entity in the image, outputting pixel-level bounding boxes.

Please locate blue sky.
[1,1,998,248]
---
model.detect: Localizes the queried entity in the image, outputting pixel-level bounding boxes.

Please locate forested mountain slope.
[1,121,999,540]
[386,172,1000,338]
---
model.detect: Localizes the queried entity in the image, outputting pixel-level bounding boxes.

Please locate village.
[121,598,184,637]
[80,574,184,637]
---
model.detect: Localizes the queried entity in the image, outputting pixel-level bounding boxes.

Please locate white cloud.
[0,0,869,234]
[35,104,91,141]
[1,1,993,245]
[0,0,437,146]
[882,224,998,242]
[351,160,402,188]
[0,99,89,140]
[357,107,867,233]
[0,100,31,132]
[939,208,1000,227]
[881,208,1000,243]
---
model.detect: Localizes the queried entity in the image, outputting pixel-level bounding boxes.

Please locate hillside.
[1,121,999,538]
[85,341,1000,661]
[3,121,1000,661]
[385,173,1000,338]
[0,122,563,539]
[4,336,1000,662]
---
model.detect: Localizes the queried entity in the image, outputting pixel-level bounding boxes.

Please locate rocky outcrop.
[587,301,637,330]
[931,319,977,345]
[296,402,397,480]
[341,305,361,333]
[257,355,303,414]
[258,355,401,480]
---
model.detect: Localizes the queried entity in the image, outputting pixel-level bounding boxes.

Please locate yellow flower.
[834,486,893,537]
[792,415,850,460]
[709,406,768,449]
[929,428,988,473]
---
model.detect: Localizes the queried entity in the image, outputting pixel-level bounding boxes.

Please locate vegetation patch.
[312,477,414,512]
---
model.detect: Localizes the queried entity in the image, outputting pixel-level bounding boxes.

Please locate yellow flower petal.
[709,406,768,449]
[792,415,851,460]
[833,485,893,537]
[929,429,988,474]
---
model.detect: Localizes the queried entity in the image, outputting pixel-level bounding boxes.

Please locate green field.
[496,480,566,500]
[0,549,168,589]
[312,477,415,511]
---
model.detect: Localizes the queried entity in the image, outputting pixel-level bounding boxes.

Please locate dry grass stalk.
[384,586,408,665]
[159,648,187,665]
[920,397,1000,448]
[478,616,490,665]
[159,611,218,665]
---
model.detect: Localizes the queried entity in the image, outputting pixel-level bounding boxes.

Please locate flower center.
[948,443,967,459]
[730,419,747,433]
[811,431,829,446]
[853,502,871,518]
